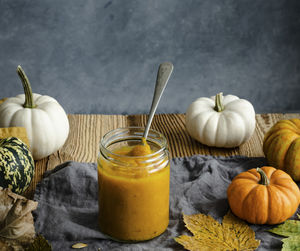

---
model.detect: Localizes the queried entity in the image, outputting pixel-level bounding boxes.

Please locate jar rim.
[99,126,168,160]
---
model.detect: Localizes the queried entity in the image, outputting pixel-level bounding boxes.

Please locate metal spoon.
[143,62,174,140]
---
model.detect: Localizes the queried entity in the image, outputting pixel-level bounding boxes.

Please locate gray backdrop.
[1,0,299,114]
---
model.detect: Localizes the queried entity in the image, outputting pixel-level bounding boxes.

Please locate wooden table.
[25,113,300,198]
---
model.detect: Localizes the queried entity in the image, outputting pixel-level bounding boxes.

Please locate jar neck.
[99,127,169,169]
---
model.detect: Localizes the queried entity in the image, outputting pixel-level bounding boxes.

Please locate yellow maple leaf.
[175,211,260,251]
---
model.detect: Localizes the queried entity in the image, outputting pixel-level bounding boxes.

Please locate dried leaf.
[0,239,14,251]
[0,127,30,148]
[25,234,52,251]
[175,211,260,251]
[72,242,88,249]
[0,188,38,250]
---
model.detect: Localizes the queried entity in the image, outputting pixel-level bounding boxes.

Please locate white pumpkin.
[0,66,69,160]
[186,93,256,148]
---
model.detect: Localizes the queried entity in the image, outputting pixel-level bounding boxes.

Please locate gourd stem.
[214,92,224,112]
[17,65,36,108]
[257,168,270,186]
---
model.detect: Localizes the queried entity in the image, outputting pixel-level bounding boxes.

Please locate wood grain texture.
[24,113,299,198]
[127,113,299,158]
[24,114,127,198]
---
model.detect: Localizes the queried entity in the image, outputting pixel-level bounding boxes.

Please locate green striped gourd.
[0,137,34,194]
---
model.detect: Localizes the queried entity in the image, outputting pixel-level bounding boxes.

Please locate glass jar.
[97,127,170,242]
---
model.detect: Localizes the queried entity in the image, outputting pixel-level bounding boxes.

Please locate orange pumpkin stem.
[256,168,270,186]
[17,65,36,109]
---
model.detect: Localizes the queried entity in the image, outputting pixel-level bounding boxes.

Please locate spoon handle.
[143,62,174,139]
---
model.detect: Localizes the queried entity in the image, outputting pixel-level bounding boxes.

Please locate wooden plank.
[24,113,299,198]
[127,113,298,158]
[24,114,127,198]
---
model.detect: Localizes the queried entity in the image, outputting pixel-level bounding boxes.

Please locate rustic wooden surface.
[24,113,300,198]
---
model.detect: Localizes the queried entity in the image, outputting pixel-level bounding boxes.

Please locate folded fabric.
[33,155,299,251]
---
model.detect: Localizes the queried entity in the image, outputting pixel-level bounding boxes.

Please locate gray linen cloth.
[33,155,300,251]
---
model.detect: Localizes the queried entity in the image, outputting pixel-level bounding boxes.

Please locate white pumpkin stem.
[256,168,270,186]
[17,65,36,108]
[214,93,225,112]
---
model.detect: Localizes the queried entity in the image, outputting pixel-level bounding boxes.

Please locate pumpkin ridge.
[284,135,300,167]
[277,120,294,127]
[255,185,269,224]
[241,184,260,220]
[203,112,220,146]
[267,185,292,224]
[227,182,257,220]
[282,124,300,135]
[266,135,296,170]
[0,102,23,115]
[34,108,59,150]
[280,132,300,166]
[0,104,21,127]
[34,94,58,105]
[285,137,300,180]
[283,119,300,131]
[272,184,299,208]
[225,102,254,143]
[188,100,212,121]
[263,133,279,157]
[263,119,300,180]
[287,127,300,135]
[270,175,300,201]
[264,166,276,180]
[264,130,295,152]
[233,169,260,181]
[264,124,297,143]
[229,111,247,145]
[266,187,273,224]
[222,111,243,147]
[10,109,26,127]
[192,111,213,140]
[290,118,300,128]
[271,174,300,200]
[216,114,227,147]
[246,168,262,180]
[233,177,258,183]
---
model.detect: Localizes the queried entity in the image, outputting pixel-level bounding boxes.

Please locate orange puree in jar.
[98,134,170,242]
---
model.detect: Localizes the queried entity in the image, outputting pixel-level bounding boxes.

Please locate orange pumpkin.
[263,118,300,181]
[227,166,300,225]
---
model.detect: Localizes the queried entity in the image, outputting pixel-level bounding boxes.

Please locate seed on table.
[71,243,88,249]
